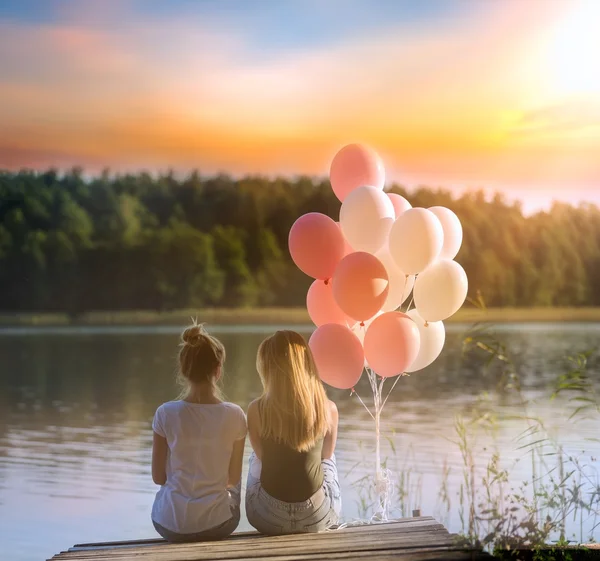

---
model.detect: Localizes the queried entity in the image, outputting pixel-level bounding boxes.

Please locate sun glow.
[543,0,600,97]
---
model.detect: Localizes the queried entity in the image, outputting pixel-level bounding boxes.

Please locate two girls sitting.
[151,324,341,542]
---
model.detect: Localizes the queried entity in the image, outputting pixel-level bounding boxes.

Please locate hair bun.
[181,323,208,348]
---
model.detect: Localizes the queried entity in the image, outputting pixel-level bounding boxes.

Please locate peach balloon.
[289,213,345,280]
[307,280,354,328]
[387,193,412,218]
[309,324,364,389]
[329,143,385,202]
[333,252,389,322]
[352,312,382,368]
[352,312,381,346]
[364,312,421,378]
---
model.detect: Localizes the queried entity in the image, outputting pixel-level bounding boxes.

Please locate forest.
[0,168,599,314]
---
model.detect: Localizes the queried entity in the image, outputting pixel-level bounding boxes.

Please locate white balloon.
[375,247,415,312]
[429,206,463,260]
[387,193,412,218]
[414,259,468,322]
[405,309,445,372]
[389,208,444,274]
[340,185,395,254]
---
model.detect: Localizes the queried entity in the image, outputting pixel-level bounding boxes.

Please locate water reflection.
[0,324,599,560]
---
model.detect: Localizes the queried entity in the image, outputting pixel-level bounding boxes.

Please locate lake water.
[1,323,599,560]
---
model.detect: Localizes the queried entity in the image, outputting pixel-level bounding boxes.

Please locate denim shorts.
[245,452,342,535]
[152,483,241,543]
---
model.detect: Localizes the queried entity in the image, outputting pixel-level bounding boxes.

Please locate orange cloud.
[0,0,598,211]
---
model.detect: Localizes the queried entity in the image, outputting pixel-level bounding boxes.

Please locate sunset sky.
[0,0,599,212]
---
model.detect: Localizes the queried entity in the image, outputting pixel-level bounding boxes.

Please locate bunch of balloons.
[289,143,468,389]
[289,143,468,521]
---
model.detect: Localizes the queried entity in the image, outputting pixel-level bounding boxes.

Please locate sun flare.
[543,0,600,97]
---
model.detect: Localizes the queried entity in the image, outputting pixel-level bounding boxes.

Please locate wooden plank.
[69,519,440,551]
[71,539,166,550]
[64,520,445,555]
[71,529,274,549]
[50,534,459,561]
[52,546,491,561]
[58,531,453,557]
[54,535,454,560]
[69,518,439,550]
[56,523,451,559]
[70,532,257,551]
[49,517,492,561]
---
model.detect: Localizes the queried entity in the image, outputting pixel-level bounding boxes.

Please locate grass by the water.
[1,307,600,327]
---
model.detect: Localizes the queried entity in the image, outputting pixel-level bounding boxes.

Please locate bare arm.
[322,400,339,460]
[152,431,168,485]
[228,437,245,487]
[247,399,263,460]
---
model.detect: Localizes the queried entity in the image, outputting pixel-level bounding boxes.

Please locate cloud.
[0,145,104,170]
[0,1,543,128]
[511,99,600,137]
[0,0,597,210]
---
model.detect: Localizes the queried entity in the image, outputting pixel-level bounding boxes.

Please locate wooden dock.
[48,516,492,561]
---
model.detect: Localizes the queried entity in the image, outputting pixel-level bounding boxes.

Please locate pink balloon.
[387,193,412,218]
[289,213,345,280]
[329,144,385,202]
[309,324,364,389]
[364,312,421,378]
[336,222,354,256]
[307,280,354,328]
[332,252,389,322]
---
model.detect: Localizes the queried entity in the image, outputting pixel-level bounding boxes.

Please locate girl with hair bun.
[151,322,246,542]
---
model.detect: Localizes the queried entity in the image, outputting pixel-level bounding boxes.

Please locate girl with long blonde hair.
[151,323,246,542]
[245,330,341,534]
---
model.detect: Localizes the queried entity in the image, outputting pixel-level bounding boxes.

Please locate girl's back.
[152,400,245,531]
[245,330,342,535]
[151,323,246,541]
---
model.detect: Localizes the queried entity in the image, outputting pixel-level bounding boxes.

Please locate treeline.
[0,168,599,314]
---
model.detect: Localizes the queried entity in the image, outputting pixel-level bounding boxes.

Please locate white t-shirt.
[151,400,247,534]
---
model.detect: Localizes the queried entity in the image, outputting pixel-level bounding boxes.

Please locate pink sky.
[0,0,599,213]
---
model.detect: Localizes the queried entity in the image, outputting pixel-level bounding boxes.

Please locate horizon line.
[3,165,599,216]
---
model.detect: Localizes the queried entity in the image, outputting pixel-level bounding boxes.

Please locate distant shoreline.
[1,307,600,327]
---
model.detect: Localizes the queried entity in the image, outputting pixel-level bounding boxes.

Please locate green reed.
[345,307,599,557]
[452,315,599,556]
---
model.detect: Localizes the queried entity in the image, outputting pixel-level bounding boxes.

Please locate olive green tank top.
[258,404,324,503]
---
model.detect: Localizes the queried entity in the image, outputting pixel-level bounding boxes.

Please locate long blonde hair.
[177,321,225,400]
[256,330,329,452]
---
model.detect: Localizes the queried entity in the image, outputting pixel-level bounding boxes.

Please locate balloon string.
[398,275,408,312]
[381,373,404,409]
[368,368,392,521]
[351,387,375,420]
[403,273,417,313]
